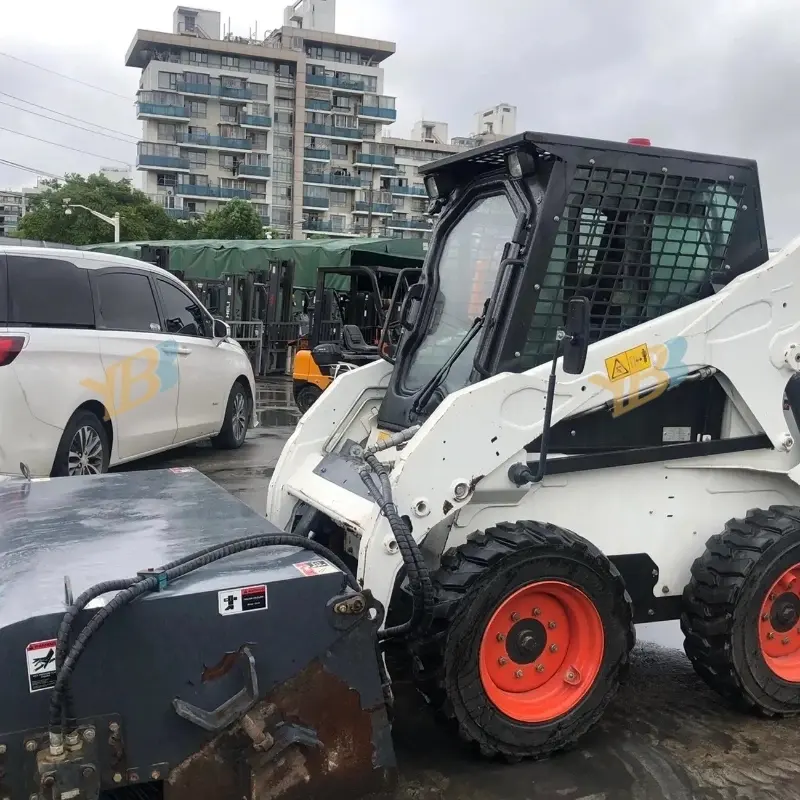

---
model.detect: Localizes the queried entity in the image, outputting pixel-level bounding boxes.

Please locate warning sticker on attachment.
[218,584,268,616]
[605,344,652,382]
[295,559,340,577]
[26,639,57,693]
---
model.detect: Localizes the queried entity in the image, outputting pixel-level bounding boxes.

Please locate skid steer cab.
[268,130,800,763]
[292,264,421,412]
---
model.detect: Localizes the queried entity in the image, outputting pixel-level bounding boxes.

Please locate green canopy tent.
[82,237,427,289]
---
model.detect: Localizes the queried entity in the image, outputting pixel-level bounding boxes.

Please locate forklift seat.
[342,325,379,355]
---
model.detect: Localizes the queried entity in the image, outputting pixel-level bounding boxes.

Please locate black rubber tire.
[410,521,635,760]
[51,409,110,477]
[682,505,800,716]
[211,381,250,450]
[295,383,322,414]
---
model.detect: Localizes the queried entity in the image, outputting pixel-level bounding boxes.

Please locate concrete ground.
[117,379,800,800]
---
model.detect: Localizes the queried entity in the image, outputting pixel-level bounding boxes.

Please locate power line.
[0,99,138,145]
[0,125,132,166]
[0,91,138,141]
[0,51,131,100]
[0,158,60,179]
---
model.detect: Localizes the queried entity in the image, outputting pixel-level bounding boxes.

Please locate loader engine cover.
[0,469,394,800]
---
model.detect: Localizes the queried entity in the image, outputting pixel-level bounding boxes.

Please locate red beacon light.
[627,137,652,146]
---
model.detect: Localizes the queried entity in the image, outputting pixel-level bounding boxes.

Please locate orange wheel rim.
[478,581,604,723]
[759,563,800,681]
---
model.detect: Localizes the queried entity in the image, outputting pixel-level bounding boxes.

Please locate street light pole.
[63,199,121,243]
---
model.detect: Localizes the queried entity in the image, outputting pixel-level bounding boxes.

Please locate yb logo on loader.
[589,337,690,418]
[80,340,180,421]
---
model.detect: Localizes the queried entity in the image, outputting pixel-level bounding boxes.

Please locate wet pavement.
[117,377,800,800]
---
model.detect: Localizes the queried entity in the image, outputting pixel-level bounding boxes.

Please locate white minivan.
[0,245,257,477]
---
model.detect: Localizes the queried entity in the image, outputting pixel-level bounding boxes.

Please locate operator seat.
[342,325,379,355]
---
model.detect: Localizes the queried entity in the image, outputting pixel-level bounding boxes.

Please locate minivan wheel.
[211,381,250,450]
[52,410,110,477]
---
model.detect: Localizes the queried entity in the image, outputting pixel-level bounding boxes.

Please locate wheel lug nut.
[514,669,523,678]
[549,644,558,653]
[511,612,520,622]
[498,657,507,666]
[762,613,769,621]
[496,633,505,642]
[767,632,775,640]
[548,621,557,629]
[567,671,576,680]
[533,607,541,616]
[536,664,544,673]
[769,593,776,601]
[783,637,791,645]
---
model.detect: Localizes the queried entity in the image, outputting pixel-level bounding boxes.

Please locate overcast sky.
[0,0,797,244]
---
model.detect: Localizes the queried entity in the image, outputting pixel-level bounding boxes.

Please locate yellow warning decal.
[605,344,652,382]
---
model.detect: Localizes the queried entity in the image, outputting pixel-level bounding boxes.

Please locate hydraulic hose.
[50,534,360,740]
[353,425,434,641]
[57,532,337,730]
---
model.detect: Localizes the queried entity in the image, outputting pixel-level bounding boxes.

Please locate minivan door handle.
[163,345,192,356]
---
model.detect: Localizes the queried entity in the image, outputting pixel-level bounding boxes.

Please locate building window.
[186,151,206,168]
[250,83,268,101]
[184,71,210,85]
[188,50,208,65]
[221,55,239,68]
[249,132,268,150]
[188,100,207,118]
[158,71,178,90]
[220,104,239,123]
[331,142,347,159]
[156,173,178,187]
[330,214,346,231]
[156,122,177,141]
[330,191,348,208]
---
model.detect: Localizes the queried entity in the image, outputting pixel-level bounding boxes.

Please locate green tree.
[15,173,185,245]
[197,198,265,240]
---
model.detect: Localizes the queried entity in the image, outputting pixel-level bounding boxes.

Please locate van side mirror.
[561,296,590,375]
[213,317,231,339]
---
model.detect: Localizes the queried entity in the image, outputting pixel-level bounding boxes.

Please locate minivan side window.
[7,256,94,328]
[95,271,161,333]
[156,278,209,337]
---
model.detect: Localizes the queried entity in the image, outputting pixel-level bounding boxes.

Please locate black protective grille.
[524,165,746,363]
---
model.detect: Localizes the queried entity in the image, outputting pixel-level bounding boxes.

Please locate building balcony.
[137,153,190,172]
[176,184,251,200]
[390,184,427,196]
[354,152,395,168]
[358,106,397,122]
[136,102,190,121]
[239,113,272,129]
[237,164,271,179]
[164,207,203,220]
[305,98,332,112]
[306,74,365,92]
[176,81,252,101]
[303,173,361,188]
[354,201,393,215]
[175,133,251,151]
[304,123,361,140]
[387,218,433,230]
[303,148,331,161]
[303,196,330,209]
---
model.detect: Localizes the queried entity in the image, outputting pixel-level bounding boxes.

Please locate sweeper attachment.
[267,131,800,760]
[0,468,394,800]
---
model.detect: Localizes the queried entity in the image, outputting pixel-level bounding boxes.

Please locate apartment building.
[126,4,515,240]
[0,183,46,236]
[125,2,396,237]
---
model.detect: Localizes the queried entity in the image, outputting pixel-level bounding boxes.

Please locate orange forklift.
[292,264,421,412]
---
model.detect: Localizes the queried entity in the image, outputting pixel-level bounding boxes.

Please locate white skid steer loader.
[266,131,800,760]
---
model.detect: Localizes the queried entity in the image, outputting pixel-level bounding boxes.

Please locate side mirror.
[561,296,590,375]
[213,317,231,339]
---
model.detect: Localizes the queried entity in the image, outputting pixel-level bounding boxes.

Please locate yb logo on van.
[80,340,180,421]
[588,337,690,418]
